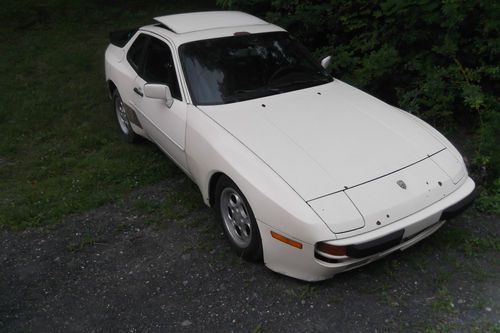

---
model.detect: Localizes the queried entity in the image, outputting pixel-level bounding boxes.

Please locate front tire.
[113,90,138,143]
[215,176,263,261]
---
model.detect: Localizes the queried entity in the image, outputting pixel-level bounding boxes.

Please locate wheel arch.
[107,80,118,99]
[208,171,226,207]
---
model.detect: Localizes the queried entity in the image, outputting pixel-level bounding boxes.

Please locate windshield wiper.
[233,87,282,95]
[269,77,331,90]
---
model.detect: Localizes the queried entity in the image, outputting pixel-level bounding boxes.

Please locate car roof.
[140,11,285,46]
[154,11,268,34]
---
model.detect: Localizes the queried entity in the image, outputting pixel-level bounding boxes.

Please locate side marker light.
[271,231,303,249]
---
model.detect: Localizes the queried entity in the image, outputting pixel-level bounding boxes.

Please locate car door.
[120,33,149,120]
[131,35,189,172]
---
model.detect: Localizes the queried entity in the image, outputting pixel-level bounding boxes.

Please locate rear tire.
[113,90,138,143]
[215,176,263,261]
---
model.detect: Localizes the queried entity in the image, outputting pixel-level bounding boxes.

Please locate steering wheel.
[267,65,296,84]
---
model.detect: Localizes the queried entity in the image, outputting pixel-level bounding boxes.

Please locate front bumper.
[439,186,477,221]
[259,176,475,282]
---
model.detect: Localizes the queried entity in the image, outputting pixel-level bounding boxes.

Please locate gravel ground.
[1,178,498,332]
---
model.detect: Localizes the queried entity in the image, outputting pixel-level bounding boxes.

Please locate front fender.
[398,108,465,164]
[185,105,335,245]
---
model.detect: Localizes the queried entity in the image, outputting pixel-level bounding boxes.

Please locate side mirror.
[320,55,332,70]
[144,83,174,108]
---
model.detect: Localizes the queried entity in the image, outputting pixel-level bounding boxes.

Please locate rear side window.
[109,28,138,47]
[142,37,182,101]
[127,34,148,74]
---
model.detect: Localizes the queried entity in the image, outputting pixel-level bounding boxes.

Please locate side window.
[142,37,182,101]
[126,34,149,74]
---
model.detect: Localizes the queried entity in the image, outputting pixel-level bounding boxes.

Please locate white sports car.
[104,11,476,281]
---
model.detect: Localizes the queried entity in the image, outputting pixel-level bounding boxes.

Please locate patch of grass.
[470,322,500,333]
[382,258,401,277]
[466,265,498,281]
[424,320,499,333]
[160,181,205,220]
[163,205,183,220]
[131,179,205,221]
[168,181,205,211]
[435,271,453,285]
[473,297,489,311]
[143,218,165,227]
[380,291,400,307]
[284,285,317,299]
[251,323,263,333]
[423,321,458,333]
[211,248,234,264]
[0,0,217,230]
[134,197,162,214]
[431,287,457,314]
[463,236,500,256]
[419,225,499,257]
[365,256,403,279]
[425,226,470,249]
[66,232,97,253]
[115,223,130,233]
[475,179,500,215]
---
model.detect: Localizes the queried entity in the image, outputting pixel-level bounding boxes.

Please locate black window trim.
[127,31,185,102]
[126,33,150,77]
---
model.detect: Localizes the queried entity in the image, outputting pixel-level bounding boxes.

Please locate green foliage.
[476,178,500,214]
[222,0,500,207]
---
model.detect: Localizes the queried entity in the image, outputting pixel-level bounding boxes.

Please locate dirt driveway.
[1,178,498,332]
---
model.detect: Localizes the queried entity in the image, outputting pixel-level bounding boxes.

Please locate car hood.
[198,79,445,201]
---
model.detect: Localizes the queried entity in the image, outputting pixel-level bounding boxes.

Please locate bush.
[218,0,499,206]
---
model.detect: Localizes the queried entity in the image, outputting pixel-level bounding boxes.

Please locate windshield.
[179,32,333,105]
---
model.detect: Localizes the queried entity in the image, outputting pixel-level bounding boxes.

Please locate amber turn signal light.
[271,231,303,249]
[317,242,347,256]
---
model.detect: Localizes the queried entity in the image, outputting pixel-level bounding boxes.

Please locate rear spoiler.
[109,28,138,47]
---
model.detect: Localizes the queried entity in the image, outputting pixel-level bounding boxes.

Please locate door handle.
[133,87,143,97]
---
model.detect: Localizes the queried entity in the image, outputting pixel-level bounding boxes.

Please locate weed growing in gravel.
[424,319,500,333]
[470,322,500,333]
[423,321,458,333]
[467,265,497,281]
[251,323,263,333]
[163,181,205,218]
[66,233,97,253]
[435,271,453,285]
[411,224,500,258]
[143,218,164,227]
[115,223,130,233]
[463,236,500,256]
[284,285,317,299]
[130,178,205,222]
[431,287,457,314]
[380,290,400,307]
[134,198,162,214]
